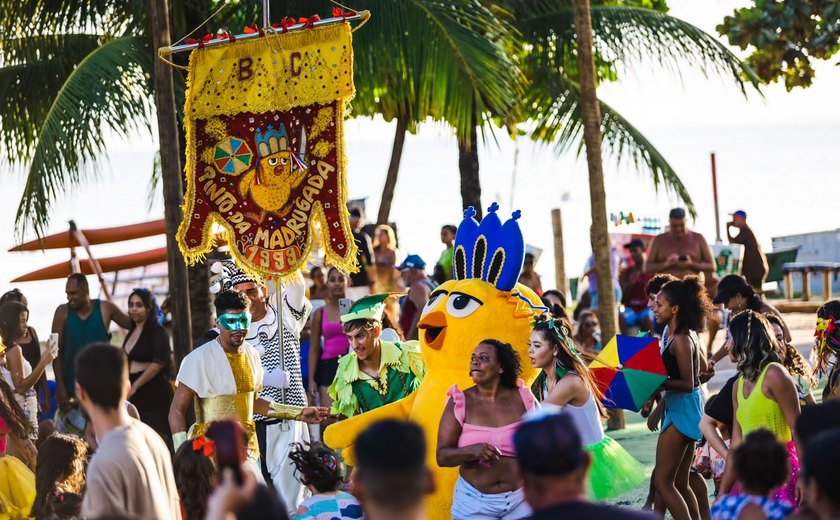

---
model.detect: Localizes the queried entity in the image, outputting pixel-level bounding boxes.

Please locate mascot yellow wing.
[323,393,417,465]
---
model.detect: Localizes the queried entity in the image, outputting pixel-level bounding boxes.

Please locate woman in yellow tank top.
[719,310,801,505]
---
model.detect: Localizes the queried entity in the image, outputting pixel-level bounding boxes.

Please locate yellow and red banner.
[178,23,357,280]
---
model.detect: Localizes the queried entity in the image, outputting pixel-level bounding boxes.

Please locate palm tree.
[515,1,759,216]
[517,1,758,428]
[571,0,622,427]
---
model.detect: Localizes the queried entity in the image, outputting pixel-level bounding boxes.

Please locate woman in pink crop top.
[437,340,535,520]
[308,267,351,432]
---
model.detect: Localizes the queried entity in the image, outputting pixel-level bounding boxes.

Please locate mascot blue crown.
[255,123,289,157]
[453,203,525,292]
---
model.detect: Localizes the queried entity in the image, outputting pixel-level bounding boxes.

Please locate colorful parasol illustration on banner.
[588,335,667,412]
[175,16,364,282]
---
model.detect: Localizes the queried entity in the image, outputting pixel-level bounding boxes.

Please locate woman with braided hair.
[763,312,818,407]
[718,310,801,505]
[528,314,644,500]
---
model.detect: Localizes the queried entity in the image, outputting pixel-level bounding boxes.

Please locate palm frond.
[0,0,144,37]
[0,34,104,162]
[13,35,155,238]
[519,3,761,94]
[268,1,521,135]
[526,71,695,216]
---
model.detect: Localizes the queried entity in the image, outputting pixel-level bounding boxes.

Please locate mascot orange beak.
[418,311,447,350]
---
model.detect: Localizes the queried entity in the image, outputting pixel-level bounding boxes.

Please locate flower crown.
[532,312,582,361]
[814,315,840,375]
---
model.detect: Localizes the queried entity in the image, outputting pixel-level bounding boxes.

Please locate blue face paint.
[218,312,251,331]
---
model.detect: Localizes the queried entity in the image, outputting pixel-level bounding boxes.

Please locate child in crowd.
[30,433,88,520]
[712,429,794,520]
[289,441,362,520]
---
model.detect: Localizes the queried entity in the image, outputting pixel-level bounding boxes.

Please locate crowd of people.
[0,206,839,520]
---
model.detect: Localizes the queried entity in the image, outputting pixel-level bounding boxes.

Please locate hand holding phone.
[211,421,245,485]
[48,333,60,356]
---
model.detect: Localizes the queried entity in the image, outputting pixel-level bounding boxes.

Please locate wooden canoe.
[12,248,168,282]
[9,219,166,252]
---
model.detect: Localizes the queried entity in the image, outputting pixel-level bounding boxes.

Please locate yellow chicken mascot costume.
[324,203,543,519]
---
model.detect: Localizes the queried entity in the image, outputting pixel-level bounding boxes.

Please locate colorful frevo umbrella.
[588,335,668,412]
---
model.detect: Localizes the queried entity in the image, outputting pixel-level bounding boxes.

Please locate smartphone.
[45,333,59,355]
[211,421,245,485]
[338,297,352,316]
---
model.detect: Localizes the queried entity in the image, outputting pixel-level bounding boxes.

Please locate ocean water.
[1,0,837,335]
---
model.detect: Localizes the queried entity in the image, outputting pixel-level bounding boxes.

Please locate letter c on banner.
[290,52,302,77]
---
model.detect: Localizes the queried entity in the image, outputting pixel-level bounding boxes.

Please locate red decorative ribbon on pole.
[272,17,297,33]
[243,23,266,36]
[298,15,321,29]
[332,7,357,19]
[186,33,213,47]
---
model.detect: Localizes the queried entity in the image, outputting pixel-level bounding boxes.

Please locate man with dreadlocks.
[207,259,315,514]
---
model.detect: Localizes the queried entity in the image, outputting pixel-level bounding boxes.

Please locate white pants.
[451,476,531,520]
[261,420,311,515]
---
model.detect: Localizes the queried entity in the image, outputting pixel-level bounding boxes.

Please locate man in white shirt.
[76,343,181,520]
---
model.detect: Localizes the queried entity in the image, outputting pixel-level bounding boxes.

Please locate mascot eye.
[446,293,482,318]
[280,157,288,165]
[421,291,447,316]
[267,157,278,166]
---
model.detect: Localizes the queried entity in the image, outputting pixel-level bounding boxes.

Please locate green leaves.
[4,35,154,238]
[525,69,695,216]
[717,0,840,90]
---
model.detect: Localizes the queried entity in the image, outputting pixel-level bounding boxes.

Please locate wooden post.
[150,0,193,367]
[823,271,832,300]
[785,271,793,301]
[551,209,568,296]
[802,269,811,302]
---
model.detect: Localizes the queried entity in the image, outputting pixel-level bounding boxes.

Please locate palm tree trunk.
[149,0,193,367]
[573,0,623,429]
[377,116,408,226]
[188,262,211,341]
[458,111,482,219]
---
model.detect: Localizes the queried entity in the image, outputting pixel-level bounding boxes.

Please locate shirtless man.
[52,273,131,409]
[644,208,714,281]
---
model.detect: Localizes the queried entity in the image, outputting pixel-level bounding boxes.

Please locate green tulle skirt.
[584,435,646,501]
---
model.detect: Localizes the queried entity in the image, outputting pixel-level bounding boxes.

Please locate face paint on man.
[218,312,252,331]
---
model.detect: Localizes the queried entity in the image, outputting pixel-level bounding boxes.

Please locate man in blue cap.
[398,255,437,341]
[727,209,768,291]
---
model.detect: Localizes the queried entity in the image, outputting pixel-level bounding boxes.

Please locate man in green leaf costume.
[328,294,425,417]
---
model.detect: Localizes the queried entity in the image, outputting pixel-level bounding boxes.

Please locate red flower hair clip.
[192,435,216,457]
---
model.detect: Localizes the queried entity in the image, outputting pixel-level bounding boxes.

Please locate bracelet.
[266,401,304,421]
[172,431,188,450]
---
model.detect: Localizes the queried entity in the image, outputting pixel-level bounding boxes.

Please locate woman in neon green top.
[719,310,801,505]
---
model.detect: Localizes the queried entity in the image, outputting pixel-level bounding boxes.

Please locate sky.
[1,0,837,336]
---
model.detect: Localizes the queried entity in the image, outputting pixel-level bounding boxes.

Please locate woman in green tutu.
[528,313,645,500]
